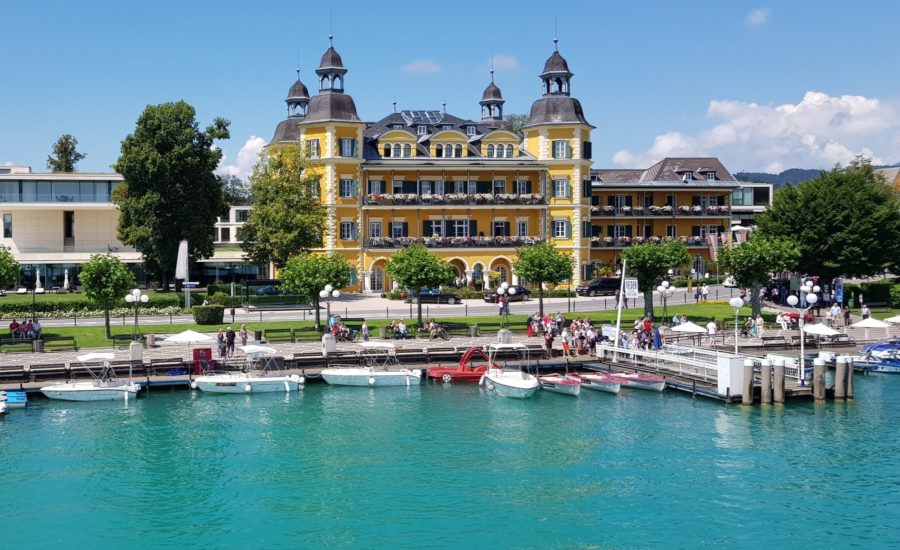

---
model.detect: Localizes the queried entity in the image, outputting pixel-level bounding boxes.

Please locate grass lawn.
[41,302,757,350]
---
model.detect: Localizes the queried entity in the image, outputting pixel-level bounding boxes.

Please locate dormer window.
[683,171,694,182]
[706,171,716,181]
[442,125,452,130]
[466,126,476,136]
[417,125,427,135]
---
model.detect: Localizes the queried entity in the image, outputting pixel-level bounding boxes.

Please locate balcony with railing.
[589,235,728,248]
[365,192,546,207]
[365,235,545,249]
[590,205,731,217]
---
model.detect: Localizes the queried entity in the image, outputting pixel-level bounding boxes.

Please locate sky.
[2,0,899,178]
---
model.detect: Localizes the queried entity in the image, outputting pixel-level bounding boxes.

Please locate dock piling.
[742,359,754,405]
[813,358,826,401]
[844,355,854,400]
[772,358,785,404]
[834,356,848,400]
[760,359,773,404]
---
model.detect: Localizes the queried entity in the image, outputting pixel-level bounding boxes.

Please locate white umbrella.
[802,324,840,337]
[884,315,900,325]
[76,352,116,362]
[63,269,70,291]
[671,321,708,334]
[852,317,891,340]
[35,268,43,291]
[240,344,276,355]
[163,330,214,344]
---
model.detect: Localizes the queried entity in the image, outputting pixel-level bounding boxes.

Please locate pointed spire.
[329,10,334,46]
[490,49,495,82]
[554,15,559,50]
[442,96,447,114]
[393,95,397,113]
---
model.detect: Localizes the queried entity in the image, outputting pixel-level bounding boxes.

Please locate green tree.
[79,254,137,339]
[512,243,573,318]
[220,174,252,206]
[504,113,528,138]
[280,253,353,330]
[240,143,326,270]
[756,157,900,280]
[621,241,691,318]
[385,244,455,326]
[0,246,20,291]
[719,235,800,315]
[47,134,86,172]
[114,101,230,290]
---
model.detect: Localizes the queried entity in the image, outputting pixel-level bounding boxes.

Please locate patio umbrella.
[803,323,840,349]
[671,321,708,333]
[883,315,900,324]
[240,344,276,355]
[63,269,69,291]
[76,352,116,362]
[851,317,891,341]
[163,330,214,344]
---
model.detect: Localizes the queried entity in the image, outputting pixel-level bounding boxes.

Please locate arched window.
[403,144,411,157]
[506,144,514,158]
[487,144,494,158]
[435,144,443,158]
[496,145,505,158]
[335,76,343,89]
[455,144,463,158]
[383,144,391,157]
[393,144,401,158]
[554,78,562,93]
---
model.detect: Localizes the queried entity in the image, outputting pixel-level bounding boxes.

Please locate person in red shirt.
[23,320,34,338]
[8,319,20,338]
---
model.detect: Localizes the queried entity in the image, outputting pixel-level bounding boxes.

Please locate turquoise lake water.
[2,375,899,549]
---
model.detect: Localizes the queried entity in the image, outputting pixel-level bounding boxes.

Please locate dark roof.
[287,79,310,100]
[642,158,737,183]
[270,118,302,144]
[317,46,345,72]
[541,50,572,76]
[303,93,361,123]
[591,169,646,183]
[481,81,503,101]
[523,96,591,128]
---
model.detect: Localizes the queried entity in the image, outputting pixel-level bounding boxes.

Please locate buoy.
[368,376,376,386]
[190,381,198,390]
[442,373,453,383]
[244,384,252,393]
[298,376,305,385]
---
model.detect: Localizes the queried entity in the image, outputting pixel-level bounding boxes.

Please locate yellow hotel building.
[269,40,736,293]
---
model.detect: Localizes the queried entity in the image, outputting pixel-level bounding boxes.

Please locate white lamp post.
[729,297,745,354]
[656,281,675,324]
[787,280,818,386]
[319,284,341,329]
[124,288,149,339]
[497,281,514,322]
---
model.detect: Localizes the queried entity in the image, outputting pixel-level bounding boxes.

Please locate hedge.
[207,284,245,296]
[860,281,893,304]
[192,305,225,325]
[207,292,242,308]
[891,285,900,308]
[0,292,201,316]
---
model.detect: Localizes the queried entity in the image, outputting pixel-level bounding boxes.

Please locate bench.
[264,328,294,343]
[0,365,25,384]
[293,327,322,342]
[111,334,141,350]
[761,336,788,349]
[149,358,187,376]
[865,301,890,311]
[291,353,327,369]
[27,363,68,382]
[825,333,854,347]
[0,337,35,353]
[43,336,77,352]
[424,347,460,363]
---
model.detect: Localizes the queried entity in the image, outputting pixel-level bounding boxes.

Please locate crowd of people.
[216,325,249,359]
[7,318,42,339]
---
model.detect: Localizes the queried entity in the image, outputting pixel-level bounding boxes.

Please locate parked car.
[406,288,461,305]
[483,286,531,303]
[254,285,281,296]
[575,278,621,297]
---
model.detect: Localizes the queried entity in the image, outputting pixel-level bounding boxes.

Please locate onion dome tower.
[480,69,505,121]
[286,67,310,118]
[304,36,361,123]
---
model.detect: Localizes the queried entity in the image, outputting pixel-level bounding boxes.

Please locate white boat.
[41,352,141,402]
[537,373,581,396]
[321,342,422,387]
[853,351,900,374]
[610,372,667,392]
[194,346,304,393]
[480,343,540,399]
[572,372,621,394]
[0,392,7,415]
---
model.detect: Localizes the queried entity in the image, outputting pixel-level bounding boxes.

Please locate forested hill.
[734,168,822,187]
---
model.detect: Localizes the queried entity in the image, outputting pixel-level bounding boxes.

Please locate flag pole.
[613,259,627,361]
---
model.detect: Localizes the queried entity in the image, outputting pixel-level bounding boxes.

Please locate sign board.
[184,282,198,289]
[624,278,640,299]
[601,324,620,341]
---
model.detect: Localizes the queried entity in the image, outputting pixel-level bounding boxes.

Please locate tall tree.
[280,252,352,330]
[114,101,229,289]
[47,134,86,172]
[240,143,326,270]
[756,157,900,281]
[512,243,572,318]
[504,114,528,138]
[220,174,252,206]
[0,246,20,291]
[719,235,800,315]
[621,241,691,318]
[385,244,455,326]
[79,254,136,339]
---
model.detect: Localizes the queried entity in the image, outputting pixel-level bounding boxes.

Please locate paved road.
[36,285,742,328]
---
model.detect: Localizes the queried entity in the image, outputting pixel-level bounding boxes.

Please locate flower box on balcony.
[678,205,691,214]
[691,206,702,213]
[661,205,673,214]
[649,236,661,243]
[603,237,614,245]
[601,206,615,215]
[590,206,600,215]
[632,206,644,214]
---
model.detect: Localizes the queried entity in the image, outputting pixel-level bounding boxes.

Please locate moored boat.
[609,372,666,392]
[193,345,304,393]
[572,372,621,394]
[41,352,141,402]
[322,342,422,387]
[4,391,27,408]
[427,347,492,383]
[854,350,900,374]
[480,343,540,399]
[0,392,6,415]
[537,373,581,396]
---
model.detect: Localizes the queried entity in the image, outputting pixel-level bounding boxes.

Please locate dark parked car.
[405,288,462,305]
[575,277,621,297]
[253,285,281,296]
[483,286,531,303]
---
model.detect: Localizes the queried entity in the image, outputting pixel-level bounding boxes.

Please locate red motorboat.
[427,347,496,383]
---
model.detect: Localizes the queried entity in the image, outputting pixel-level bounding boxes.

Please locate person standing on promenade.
[497,294,505,316]
[861,304,871,319]
[843,305,852,326]
[829,303,840,328]
[361,319,369,342]
[701,284,709,302]
[544,330,555,358]
[755,314,765,337]
[217,329,226,359]
[239,324,248,347]
[706,319,717,347]
[225,326,236,357]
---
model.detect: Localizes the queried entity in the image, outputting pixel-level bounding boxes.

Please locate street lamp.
[787,280,819,387]
[497,281,516,325]
[124,288,149,339]
[656,281,675,324]
[319,284,341,330]
[729,297,745,354]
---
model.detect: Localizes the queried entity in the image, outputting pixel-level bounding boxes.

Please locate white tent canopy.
[884,315,900,325]
[803,324,841,337]
[852,318,890,329]
[76,352,116,362]
[163,330,215,344]
[671,321,708,334]
[240,345,276,355]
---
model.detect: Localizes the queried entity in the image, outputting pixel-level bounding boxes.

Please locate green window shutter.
[565,141,572,158]
[351,180,357,198]
[351,223,358,240]
[422,221,432,237]
[401,222,409,237]
[565,220,572,238]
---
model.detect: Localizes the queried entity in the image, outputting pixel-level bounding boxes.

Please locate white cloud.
[217,135,266,179]
[487,54,518,71]
[402,60,441,74]
[745,8,770,27]
[612,91,900,171]
[2,162,13,166]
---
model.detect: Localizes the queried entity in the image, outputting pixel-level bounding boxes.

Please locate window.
[417,125,427,135]
[496,145,505,158]
[454,181,466,194]
[442,125,452,130]
[339,138,356,157]
[683,171,693,181]
[517,220,528,237]
[553,219,569,238]
[466,125,476,136]
[369,221,382,238]
[393,144,401,158]
[486,144,494,158]
[455,144,463,158]
[429,220,443,236]
[391,221,407,238]
[368,180,384,194]
[506,144,514,158]
[434,180,444,194]
[235,209,250,223]
[493,221,510,236]
[553,178,569,198]
[3,214,11,238]
[666,225,676,238]
[383,144,391,157]
[220,227,231,242]
[403,144,412,157]
[613,224,631,238]
[493,180,505,195]
[392,124,403,130]
[516,180,530,194]
[552,140,571,159]
[467,181,477,194]
[754,187,770,206]
[306,139,321,158]
[392,180,403,194]
[340,222,357,241]
[706,171,716,181]
[339,179,357,198]
[435,144,443,158]
[444,144,453,158]
[453,220,469,237]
